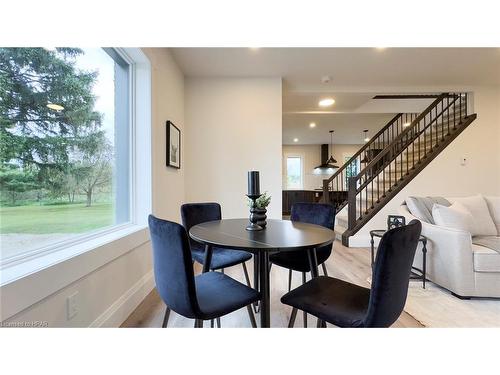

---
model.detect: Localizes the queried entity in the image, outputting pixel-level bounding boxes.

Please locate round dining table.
[189,218,336,328]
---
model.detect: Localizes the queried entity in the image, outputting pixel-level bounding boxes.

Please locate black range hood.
[314,144,339,170]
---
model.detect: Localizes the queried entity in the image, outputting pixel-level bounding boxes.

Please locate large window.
[286,156,303,189]
[0,48,131,263]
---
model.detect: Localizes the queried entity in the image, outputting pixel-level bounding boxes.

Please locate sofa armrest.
[399,204,475,295]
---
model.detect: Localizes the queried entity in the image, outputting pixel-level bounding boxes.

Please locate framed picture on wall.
[166,121,181,169]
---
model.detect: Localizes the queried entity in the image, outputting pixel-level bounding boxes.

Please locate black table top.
[189,218,336,252]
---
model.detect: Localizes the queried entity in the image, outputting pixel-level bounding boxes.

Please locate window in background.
[344,155,360,188]
[286,156,303,189]
[0,47,130,263]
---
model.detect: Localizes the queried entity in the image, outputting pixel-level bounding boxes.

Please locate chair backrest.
[148,214,201,319]
[291,202,336,253]
[181,202,221,248]
[363,219,422,327]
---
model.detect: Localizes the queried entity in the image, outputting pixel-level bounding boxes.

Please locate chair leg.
[162,306,171,328]
[288,269,293,292]
[216,317,221,328]
[242,262,252,288]
[288,308,298,328]
[302,272,307,328]
[194,319,203,328]
[211,319,214,328]
[246,305,257,328]
[321,262,329,276]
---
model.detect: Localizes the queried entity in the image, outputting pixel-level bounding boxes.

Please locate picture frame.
[166,120,181,169]
[387,215,406,230]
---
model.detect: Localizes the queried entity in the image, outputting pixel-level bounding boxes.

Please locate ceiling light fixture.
[403,122,411,127]
[321,75,332,84]
[363,129,370,142]
[293,138,299,143]
[47,103,64,111]
[314,130,339,171]
[318,98,335,107]
[309,122,316,128]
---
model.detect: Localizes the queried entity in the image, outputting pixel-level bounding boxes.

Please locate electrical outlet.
[460,157,467,166]
[67,291,79,320]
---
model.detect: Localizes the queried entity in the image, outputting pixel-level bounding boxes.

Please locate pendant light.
[361,130,370,163]
[314,130,339,170]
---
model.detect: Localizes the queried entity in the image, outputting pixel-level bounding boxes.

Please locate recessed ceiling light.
[249,47,260,51]
[375,47,387,51]
[293,138,299,143]
[403,122,411,127]
[309,122,316,128]
[47,103,64,111]
[318,98,335,107]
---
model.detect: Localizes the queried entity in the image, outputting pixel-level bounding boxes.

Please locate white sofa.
[399,196,500,298]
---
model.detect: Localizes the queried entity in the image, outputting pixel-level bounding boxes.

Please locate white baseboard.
[346,234,380,248]
[90,270,155,327]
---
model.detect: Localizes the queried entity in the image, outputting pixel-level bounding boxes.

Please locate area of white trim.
[348,234,380,248]
[0,226,150,321]
[90,270,155,327]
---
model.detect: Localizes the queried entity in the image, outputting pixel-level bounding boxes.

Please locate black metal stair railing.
[345,92,471,237]
[322,112,418,211]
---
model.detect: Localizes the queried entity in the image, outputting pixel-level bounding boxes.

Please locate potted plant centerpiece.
[247,192,271,228]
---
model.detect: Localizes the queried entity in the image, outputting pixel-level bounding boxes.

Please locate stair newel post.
[347,176,357,231]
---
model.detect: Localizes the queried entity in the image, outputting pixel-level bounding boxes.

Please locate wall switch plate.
[67,291,79,320]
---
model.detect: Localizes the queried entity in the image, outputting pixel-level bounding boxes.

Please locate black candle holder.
[246,194,263,231]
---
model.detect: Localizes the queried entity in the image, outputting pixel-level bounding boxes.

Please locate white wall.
[282,144,363,190]
[1,48,185,327]
[185,78,283,219]
[144,48,186,222]
[350,87,500,246]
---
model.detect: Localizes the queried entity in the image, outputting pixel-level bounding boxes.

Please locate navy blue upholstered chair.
[269,202,335,327]
[180,203,253,277]
[281,220,422,328]
[154,202,255,327]
[148,215,260,328]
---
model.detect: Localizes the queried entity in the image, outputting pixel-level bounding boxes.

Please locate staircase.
[322,93,477,246]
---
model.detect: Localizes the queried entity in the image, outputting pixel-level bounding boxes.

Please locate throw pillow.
[406,196,451,224]
[432,201,475,234]
[452,195,497,236]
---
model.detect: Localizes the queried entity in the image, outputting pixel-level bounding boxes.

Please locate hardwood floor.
[121,240,423,328]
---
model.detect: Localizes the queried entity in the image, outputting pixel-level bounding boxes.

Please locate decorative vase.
[255,208,267,228]
[246,194,263,231]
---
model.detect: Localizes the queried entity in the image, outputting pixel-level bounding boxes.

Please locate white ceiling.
[171,48,500,89]
[171,48,499,145]
[283,113,396,145]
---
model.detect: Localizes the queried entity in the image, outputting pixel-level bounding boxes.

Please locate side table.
[369,229,428,289]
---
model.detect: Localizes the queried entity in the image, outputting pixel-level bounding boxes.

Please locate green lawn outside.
[0,203,114,234]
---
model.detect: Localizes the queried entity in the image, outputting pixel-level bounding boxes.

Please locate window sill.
[0,224,150,321]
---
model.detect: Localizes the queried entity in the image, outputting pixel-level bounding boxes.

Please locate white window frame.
[284,153,304,190]
[0,48,151,285]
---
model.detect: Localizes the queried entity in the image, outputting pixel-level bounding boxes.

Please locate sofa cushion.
[473,243,500,273]
[473,236,500,254]
[406,196,451,224]
[432,201,475,233]
[484,196,500,235]
[452,195,497,236]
